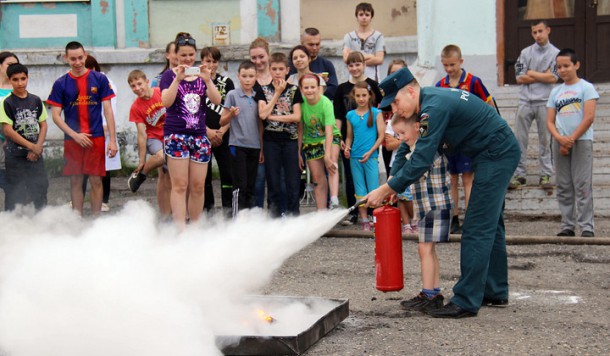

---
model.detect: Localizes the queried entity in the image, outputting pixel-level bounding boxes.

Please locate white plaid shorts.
[418,209,451,243]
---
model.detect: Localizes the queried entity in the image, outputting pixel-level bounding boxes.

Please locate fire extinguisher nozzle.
[347,198,368,213]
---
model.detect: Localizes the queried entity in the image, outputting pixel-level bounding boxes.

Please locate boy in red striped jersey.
[436,44,496,234]
[48,41,117,216]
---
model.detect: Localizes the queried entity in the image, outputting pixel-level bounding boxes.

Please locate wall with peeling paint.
[257,0,280,41]
[148,0,241,48]
[91,0,117,47]
[124,0,149,48]
[300,0,417,40]
[0,0,150,49]
[0,2,93,49]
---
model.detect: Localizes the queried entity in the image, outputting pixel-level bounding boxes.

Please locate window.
[518,0,575,20]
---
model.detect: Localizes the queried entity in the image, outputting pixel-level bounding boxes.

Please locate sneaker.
[539,175,553,189]
[508,176,526,190]
[400,293,445,312]
[362,221,371,231]
[581,230,595,237]
[410,223,418,233]
[557,229,575,237]
[101,203,110,212]
[402,224,413,234]
[400,292,428,311]
[422,294,445,313]
[450,215,461,234]
[128,172,147,193]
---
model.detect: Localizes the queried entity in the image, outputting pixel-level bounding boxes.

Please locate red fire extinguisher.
[373,205,403,292]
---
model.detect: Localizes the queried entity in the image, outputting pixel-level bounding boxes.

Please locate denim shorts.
[397,186,413,201]
[164,133,211,163]
[446,152,473,174]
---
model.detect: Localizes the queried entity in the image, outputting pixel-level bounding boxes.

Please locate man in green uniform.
[366,68,520,318]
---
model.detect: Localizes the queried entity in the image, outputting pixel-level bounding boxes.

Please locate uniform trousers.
[451,126,520,312]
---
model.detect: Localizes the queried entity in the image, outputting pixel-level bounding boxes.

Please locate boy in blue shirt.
[546,48,599,237]
[220,61,263,213]
[0,63,48,210]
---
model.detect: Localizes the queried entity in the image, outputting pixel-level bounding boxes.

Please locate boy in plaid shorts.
[390,112,452,313]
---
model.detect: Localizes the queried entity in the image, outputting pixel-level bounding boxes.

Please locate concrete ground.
[3,176,610,355]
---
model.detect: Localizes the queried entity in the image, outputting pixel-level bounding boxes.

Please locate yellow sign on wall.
[212,22,230,46]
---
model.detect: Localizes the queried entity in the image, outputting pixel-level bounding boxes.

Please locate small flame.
[256,309,275,323]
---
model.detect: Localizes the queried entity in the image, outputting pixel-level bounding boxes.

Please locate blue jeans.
[264,140,299,216]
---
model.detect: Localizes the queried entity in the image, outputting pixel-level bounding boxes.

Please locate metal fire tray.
[216,295,349,355]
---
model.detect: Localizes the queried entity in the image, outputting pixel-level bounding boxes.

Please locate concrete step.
[474,84,610,217]
[490,83,610,96]
[500,109,610,122]
[494,96,610,107]
[503,185,610,217]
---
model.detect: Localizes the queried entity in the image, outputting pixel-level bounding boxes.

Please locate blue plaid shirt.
[406,145,453,219]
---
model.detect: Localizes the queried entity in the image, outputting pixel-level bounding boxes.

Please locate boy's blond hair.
[441,44,462,59]
[391,112,418,127]
[270,52,288,66]
[127,69,147,84]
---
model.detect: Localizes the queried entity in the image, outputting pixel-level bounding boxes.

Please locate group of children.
[0,5,599,315]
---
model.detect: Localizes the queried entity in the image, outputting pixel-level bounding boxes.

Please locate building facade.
[1,0,607,161]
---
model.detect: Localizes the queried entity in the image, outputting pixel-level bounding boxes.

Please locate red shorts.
[63,137,106,176]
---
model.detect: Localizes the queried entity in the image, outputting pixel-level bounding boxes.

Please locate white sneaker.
[101,203,110,212]
[410,223,418,233]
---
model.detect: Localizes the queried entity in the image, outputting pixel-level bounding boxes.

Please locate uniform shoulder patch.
[419,113,429,137]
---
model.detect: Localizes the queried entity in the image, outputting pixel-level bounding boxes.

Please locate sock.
[330,196,339,205]
[422,288,438,299]
[434,287,441,294]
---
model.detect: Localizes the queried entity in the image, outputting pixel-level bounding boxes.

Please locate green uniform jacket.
[389,86,509,192]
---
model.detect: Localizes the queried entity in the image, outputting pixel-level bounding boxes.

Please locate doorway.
[504,0,610,83]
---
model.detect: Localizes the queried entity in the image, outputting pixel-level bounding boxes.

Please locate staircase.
[492,83,610,217]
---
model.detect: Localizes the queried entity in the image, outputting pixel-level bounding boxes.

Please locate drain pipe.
[323,229,610,245]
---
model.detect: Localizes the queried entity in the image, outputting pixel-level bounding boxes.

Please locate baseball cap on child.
[379,67,416,110]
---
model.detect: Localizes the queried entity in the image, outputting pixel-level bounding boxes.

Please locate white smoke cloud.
[0,201,345,356]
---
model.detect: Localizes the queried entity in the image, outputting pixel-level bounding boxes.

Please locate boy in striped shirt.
[48,41,117,216]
